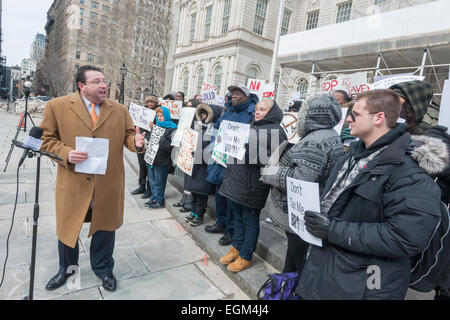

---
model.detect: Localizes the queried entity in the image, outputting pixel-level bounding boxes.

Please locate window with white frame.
[253,0,267,35]
[336,2,352,23]
[374,0,388,5]
[213,65,223,93]
[204,6,213,40]
[306,11,319,30]
[182,70,190,95]
[190,13,196,42]
[246,67,258,84]
[196,68,205,94]
[222,0,231,34]
[281,9,291,36]
[296,78,309,99]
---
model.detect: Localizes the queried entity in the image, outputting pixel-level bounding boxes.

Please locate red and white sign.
[201,82,218,104]
[247,79,275,101]
[320,72,370,100]
[158,99,183,120]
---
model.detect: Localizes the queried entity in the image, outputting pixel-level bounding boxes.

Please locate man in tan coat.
[40,65,145,292]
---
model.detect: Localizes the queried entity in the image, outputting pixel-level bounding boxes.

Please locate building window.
[76,51,81,59]
[79,18,84,26]
[196,68,204,94]
[222,0,231,34]
[80,8,84,15]
[246,67,258,84]
[92,2,99,9]
[87,53,95,62]
[374,0,388,4]
[204,6,213,40]
[102,15,108,22]
[253,0,267,35]
[88,43,96,50]
[90,22,97,29]
[213,66,223,93]
[80,0,85,4]
[296,79,309,99]
[98,57,104,65]
[336,2,352,23]
[113,0,119,4]
[182,70,190,94]
[281,9,291,36]
[111,18,118,25]
[102,5,110,12]
[306,11,319,30]
[190,13,196,42]
[90,12,98,19]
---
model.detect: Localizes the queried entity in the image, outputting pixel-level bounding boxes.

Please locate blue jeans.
[215,183,234,235]
[231,201,260,261]
[147,165,169,205]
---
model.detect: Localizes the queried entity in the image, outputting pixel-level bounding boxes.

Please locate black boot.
[131,185,145,195]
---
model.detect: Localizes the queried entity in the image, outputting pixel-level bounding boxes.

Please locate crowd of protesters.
[128,79,449,300]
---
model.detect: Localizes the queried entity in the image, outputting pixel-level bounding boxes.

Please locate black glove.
[304,210,332,240]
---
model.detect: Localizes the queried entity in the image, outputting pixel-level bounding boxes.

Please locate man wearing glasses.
[40,65,145,292]
[296,89,445,299]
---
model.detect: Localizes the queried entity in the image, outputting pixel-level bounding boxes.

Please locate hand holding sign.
[304,211,331,240]
[135,126,146,148]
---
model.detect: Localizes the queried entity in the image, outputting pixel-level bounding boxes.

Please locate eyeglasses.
[348,111,379,122]
[85,79,109,86]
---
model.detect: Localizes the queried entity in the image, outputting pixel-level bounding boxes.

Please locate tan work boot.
[227,256,252,272]
[219,246,240,265]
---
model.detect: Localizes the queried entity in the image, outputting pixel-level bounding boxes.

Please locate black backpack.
[409,201,450,292]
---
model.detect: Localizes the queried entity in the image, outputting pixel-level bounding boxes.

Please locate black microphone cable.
[0,163,21,289]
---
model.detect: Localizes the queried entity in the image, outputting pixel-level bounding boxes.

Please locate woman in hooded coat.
[261,94,345,275]
[145,106,177,209]
[218,100,287,272]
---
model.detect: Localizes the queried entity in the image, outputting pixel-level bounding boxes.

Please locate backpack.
[256,272,301,300]
[409,201,450,292]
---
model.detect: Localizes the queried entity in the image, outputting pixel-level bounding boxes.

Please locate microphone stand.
[12,144,62,300]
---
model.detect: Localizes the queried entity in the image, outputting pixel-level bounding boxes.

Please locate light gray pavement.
[0,111,248,300]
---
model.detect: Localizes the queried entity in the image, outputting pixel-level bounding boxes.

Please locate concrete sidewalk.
[0,112,248,300]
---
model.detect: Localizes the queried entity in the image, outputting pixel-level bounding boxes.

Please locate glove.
[304,210,332,240]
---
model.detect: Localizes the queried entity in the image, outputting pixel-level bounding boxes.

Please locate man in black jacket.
[298,89,443,299]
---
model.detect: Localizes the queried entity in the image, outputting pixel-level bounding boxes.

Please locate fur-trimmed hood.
[408,135,449,175]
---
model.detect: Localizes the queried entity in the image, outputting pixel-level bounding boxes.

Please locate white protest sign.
[128,103,156,130]
[217,120,250,160]
[262,82,275,100]
[176,128,199,176]
[320,72,370,99]
[333,107,348,135]
[281,112,300,144]
[247,79,275,101]
[144,126,166,165]
[372,75,425,90]
[171,107,196,147]
[286,177,322,247]
[158,99,182,120]
[212,127,227,168]
[247,79,264,95]
[201,82,218,104]
[439,80,450,129]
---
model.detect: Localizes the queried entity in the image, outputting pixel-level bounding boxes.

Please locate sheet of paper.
[438,80,450,129]
[75,137,109,175]
[286,177,322,247]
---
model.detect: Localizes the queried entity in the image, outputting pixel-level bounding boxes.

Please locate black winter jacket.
[151,127,175,167]
[184,104,222,195]
[219,103,287,209]
[296,124,442,300]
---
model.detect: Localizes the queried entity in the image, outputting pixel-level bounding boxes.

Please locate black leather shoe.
[205,224,225,234]
[141,189,151,199]
[131,186,145,195]
[45,272,72,291]
[218,233,233,246]
[102,274,117,292]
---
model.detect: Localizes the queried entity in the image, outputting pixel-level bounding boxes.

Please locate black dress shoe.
[141,189,151,199]
[45,272,72,291]
[204,224,225,234]
[102,274,117,292]
[131,186,145,195]
[218,233,233,246]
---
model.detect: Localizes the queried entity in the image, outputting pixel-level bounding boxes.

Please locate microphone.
[18,127,43,168]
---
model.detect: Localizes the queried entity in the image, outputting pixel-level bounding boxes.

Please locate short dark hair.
[75,65,103,92]
[356,89,401,128]
[163,94,175,100]
[333,90,352,103]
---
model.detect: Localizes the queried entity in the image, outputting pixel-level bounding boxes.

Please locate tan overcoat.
[40,93,140,248]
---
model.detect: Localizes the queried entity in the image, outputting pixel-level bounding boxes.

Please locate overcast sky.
[2,0,55,66]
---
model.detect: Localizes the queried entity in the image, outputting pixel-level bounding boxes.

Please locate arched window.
[246,67,258,84]
[296,78,309,99]
[182,69,190,95]
[196,67,204,95]
[213,65,223,94]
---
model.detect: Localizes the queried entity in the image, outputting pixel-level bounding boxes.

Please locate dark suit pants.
[58,230,115,279]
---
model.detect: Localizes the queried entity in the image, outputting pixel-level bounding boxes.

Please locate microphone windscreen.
[29,126,43,139]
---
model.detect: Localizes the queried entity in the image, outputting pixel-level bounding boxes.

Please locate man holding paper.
[296,90,443,299]
[40,65,145,293]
